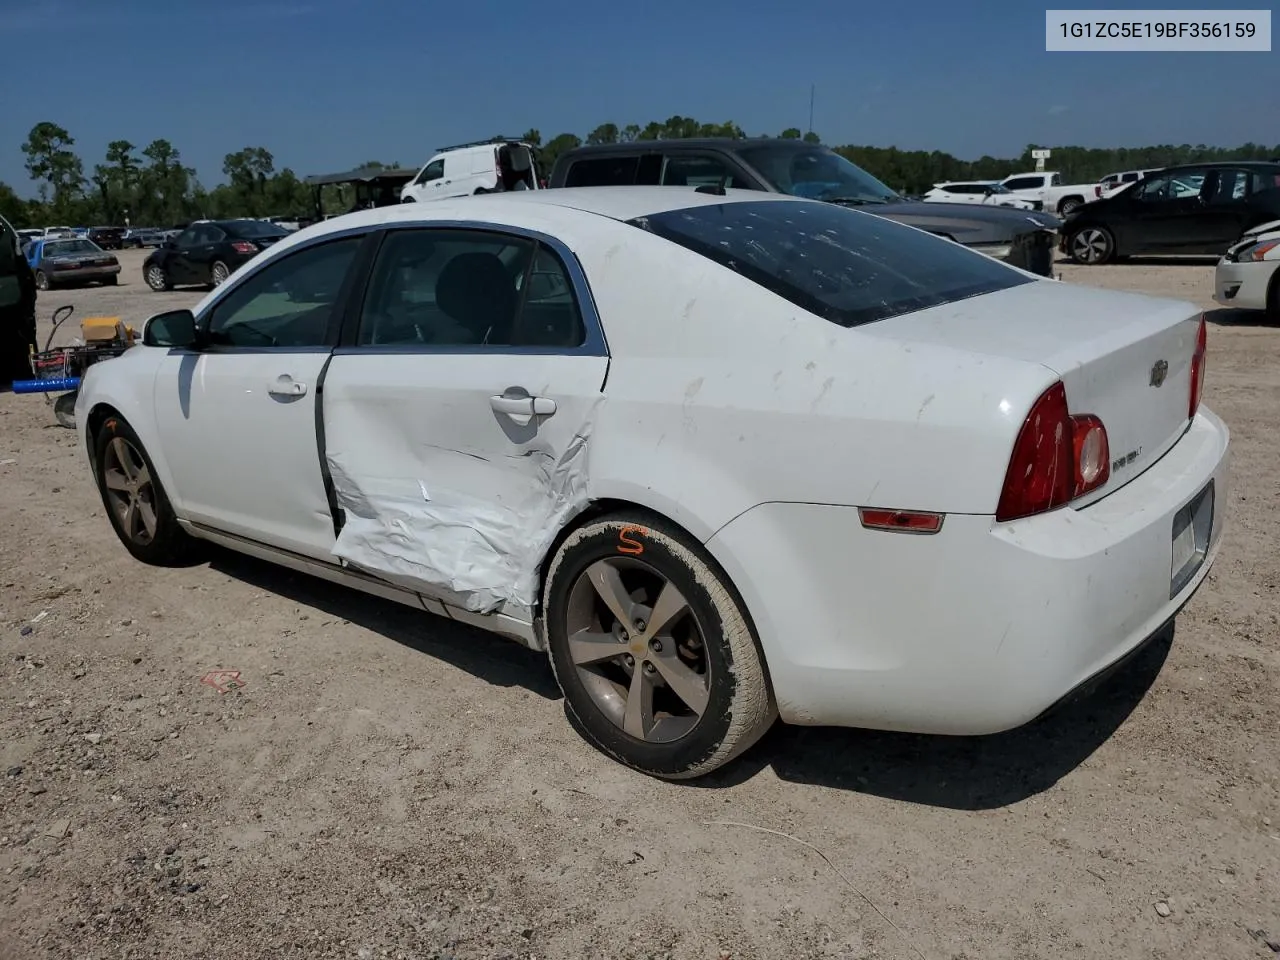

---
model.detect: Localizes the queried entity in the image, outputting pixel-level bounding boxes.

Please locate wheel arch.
[535,496,777,697]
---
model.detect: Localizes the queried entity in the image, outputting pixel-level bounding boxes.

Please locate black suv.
[143,218,290,291]
[0,215,37,387]
[1060,161,1280,264]
[549,139,1061,276]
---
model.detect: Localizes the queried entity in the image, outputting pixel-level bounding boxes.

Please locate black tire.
[1059,197,1084,216]
[1067,225,1116,265]
[542,512,775,780]
[401,195,416,203]
[105,275,118,286]
[145,263,172,292]
[210,261,230,287]
[34,271,50,291]
[93,415,199,566]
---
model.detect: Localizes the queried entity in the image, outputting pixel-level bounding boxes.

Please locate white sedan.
[921,181,1038,210]
[1214,219,1280,317]
[76,187,1229,780]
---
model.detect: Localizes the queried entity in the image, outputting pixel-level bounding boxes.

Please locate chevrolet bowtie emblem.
[1149,359,1169,388]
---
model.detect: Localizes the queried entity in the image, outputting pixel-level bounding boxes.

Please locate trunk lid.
[861,279,1202,502]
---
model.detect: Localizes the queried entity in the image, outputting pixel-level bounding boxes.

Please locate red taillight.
[1188,314,1207,420]
[231,241,256,254]
[996,382,1110,522]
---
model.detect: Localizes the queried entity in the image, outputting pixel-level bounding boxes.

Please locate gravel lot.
[2,248,1277,960]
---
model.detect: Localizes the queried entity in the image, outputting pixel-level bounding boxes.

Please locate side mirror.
[143,309,199,348]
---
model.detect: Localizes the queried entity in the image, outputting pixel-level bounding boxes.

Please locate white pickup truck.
[998,171,1097,216]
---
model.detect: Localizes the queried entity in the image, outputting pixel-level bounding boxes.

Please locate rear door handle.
[268,375,307,399]
[490,394,556,426]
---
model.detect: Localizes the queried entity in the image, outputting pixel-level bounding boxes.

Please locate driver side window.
[416,159,445,185]
[205,236,361,348]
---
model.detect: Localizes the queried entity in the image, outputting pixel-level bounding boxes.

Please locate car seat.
[435,252,519,344]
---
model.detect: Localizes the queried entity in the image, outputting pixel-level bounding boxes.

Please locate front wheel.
[34,271,50,291]
[104,275,118,286]
[145,263,172,291]
[1068,226,1116,265]
[93,416,199,565]
[543,513,776,780]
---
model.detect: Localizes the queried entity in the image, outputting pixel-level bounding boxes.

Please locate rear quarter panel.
[565,221,1055,536]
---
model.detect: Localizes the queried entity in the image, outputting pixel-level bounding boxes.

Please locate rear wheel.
[210,261,230,286]
[145,264,172,292]
[1068,226,1115,265]
[34,271,50,291]
[1059,197,1084,216]
[93,416,199,565]
[543,513,776,780]
[104,275,118,286]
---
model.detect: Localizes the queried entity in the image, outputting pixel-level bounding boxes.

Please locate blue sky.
[1,0,1273,196]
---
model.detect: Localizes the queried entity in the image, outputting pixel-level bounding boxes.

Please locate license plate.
[1170,480,1214,598]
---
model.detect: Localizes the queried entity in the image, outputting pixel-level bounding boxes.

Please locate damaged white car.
[77,187,1229,780]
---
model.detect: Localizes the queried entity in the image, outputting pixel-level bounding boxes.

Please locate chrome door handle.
[490,394,556,426]
[268,376,307,398]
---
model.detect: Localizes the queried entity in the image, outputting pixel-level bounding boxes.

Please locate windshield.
[44,239,100,257]
[630,200,1031,328]
[738,145,899,204]
[228,220,289,239]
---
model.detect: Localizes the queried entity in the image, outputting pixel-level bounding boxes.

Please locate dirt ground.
[1,248,1277,960]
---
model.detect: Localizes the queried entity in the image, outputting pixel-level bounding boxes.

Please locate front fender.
[75,347,178,512]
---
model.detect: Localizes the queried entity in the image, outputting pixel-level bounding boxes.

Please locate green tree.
[21,122,84,215]
[586,123,619,145]
[780,128,802,140]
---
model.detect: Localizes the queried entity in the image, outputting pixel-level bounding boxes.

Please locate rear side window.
[565,156,639,187]
[629,200,1032,328]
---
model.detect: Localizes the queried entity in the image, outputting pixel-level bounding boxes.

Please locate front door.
[152,233,367,560]
[320,224,609,614]
[1122,168,1209,252]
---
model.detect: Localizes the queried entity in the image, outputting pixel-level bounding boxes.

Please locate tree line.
[4,116,1277,230]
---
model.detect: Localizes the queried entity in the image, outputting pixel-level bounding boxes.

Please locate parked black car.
[1,215,38,387]
[548,139,1062,276]
[1061,161,1280,264]
[87,225,125,250]
[143,219,290,291]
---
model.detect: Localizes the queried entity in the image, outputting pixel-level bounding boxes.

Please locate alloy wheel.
[211,262,229,286]
[34,271,48,291]
[102,436,158,545]
[146,266,166,290]
[1071,228,1112,264]
[563,556,711,743]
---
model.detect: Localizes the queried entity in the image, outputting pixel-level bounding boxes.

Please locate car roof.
[296,185,807,237]
[559,137,825,157]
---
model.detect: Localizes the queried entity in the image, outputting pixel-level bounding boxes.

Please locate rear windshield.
[43,239,100,256]
[227,220,289,239]
[629,200,1033,328]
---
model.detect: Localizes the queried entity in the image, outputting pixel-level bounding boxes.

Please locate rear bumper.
[705,407,1230,734]
[1213,258,1274,311]
[50,264,120,282]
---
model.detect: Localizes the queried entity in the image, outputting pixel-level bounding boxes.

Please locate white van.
[400,138,540,203]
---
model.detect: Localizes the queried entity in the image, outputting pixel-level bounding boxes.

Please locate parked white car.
[922,181,1037,210]
[76,187,1228,780]
[401,138,540,203]
[1214,218,1280,317]
[1000,171,1097,215]
[1097,168,1164,200]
